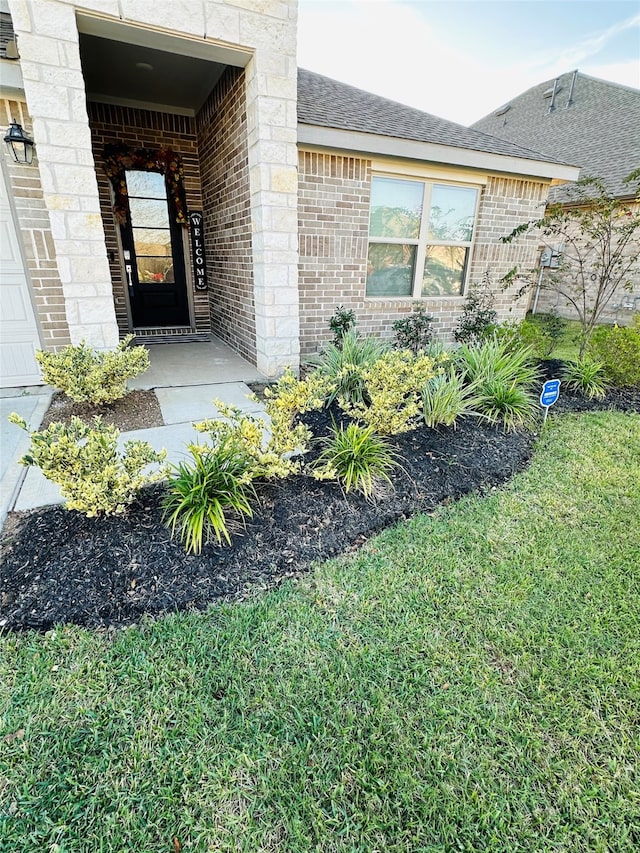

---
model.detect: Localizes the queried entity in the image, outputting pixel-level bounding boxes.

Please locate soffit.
[79,32,227,115]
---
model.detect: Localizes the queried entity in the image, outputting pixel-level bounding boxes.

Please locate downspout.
[532,265,545,314]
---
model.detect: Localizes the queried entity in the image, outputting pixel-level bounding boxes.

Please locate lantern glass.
[4,120,35,164]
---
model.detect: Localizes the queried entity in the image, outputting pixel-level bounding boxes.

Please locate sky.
[297,0,640,125]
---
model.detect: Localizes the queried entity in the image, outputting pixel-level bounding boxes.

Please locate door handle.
[125,264,134,298]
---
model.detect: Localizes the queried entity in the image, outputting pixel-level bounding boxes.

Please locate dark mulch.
[538,360,640,413]
[40,389,164,432]
[2,374,639,634]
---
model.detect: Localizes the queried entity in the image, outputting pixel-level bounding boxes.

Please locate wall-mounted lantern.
[4,120,35,164]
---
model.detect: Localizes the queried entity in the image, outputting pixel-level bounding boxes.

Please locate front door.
[120,169,190,328]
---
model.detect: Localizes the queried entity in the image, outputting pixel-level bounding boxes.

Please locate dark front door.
[120,169,190,328]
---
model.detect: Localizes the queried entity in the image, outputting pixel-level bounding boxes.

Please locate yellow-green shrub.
[344,350,441,435]
[36,335,149,404]
[9,413,166,516]
[195,370,331,478]
[264,369,331,456]
[195,403,295,479]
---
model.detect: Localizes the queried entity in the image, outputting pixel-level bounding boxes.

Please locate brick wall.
[298,150,371,355]
[298,151,552,355]
[1,96,70,350]
[197,66,256,363]
[468,175,549,321]
[87,102,209,338]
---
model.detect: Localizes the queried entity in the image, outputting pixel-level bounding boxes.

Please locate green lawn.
[526,313,584,361]
[2,412,639,852]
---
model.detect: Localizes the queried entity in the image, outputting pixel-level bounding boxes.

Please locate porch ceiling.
[79,33,226,115]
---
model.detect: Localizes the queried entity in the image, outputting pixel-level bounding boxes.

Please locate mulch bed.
[2,366,639,634]
[40,389,164,432]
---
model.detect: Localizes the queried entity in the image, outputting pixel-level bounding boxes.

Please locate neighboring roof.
[297,68,573,170]
[472,71,640,201]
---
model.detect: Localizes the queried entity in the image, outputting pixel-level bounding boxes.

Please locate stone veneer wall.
[87,102,208,337]
[1,96,70,350]
[197,67,255,363]
[298,150,551,355]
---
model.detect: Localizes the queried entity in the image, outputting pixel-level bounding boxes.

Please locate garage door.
[0,159,42,387]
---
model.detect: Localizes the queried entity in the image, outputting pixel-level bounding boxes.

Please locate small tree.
[392,304,434,353]
[453,271,498,346]
[328,305,356,348]
[501,172,640,357]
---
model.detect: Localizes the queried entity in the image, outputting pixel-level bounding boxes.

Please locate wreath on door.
[102,143,188,226]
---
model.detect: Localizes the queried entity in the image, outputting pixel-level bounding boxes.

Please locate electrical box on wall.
[540,245,563,268]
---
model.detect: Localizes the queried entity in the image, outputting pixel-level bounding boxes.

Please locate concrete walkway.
[0,340,268,528]
[0,386,53,529]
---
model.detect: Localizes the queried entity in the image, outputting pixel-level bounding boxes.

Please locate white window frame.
[366,172,482,300]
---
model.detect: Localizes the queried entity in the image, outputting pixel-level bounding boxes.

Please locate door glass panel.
[370,177,423,239]
[428,185,477,242]
[128,197,170,229]
[366,243,415,296]
[136,257,175,283]
[126,170,166,199]
[422,246,468,296]
[122,167,188,327]
[132,228,172,257]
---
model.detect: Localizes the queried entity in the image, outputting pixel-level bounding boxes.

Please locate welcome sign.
[188,211,208,291]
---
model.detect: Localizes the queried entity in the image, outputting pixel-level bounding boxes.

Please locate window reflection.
[369,177,423,240]
[132,228,172,257]
[422,246,468,296]
[137,258,175,283]
[428,185,477,242]
[126,170,166,199]
[128,197,170,230]
[366,244,415,296]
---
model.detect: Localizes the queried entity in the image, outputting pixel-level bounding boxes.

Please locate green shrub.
[345,349,440,435]
[456,338,539,431]
[561,358,608,399]
[456,337,540,389]
[474,378,538,432]
[163,440,256,553]
[496,319,554,359]
[421,368,480,429]
[313,422,398,499]
[9,413,166,516]
[538,311,568,353]
[35,335,149,405]
[328,305,356,348]
[392,305,434,353]
[314,330,388,407]
[262,369,330,466]
[195,404,288,479]
[588,322,640,387]
[453,277,498,346]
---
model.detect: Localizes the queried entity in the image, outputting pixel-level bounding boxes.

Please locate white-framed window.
[366,174,480,298]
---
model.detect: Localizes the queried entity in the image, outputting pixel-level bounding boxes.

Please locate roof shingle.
[297,68,569,167]
[471,71,640,200]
